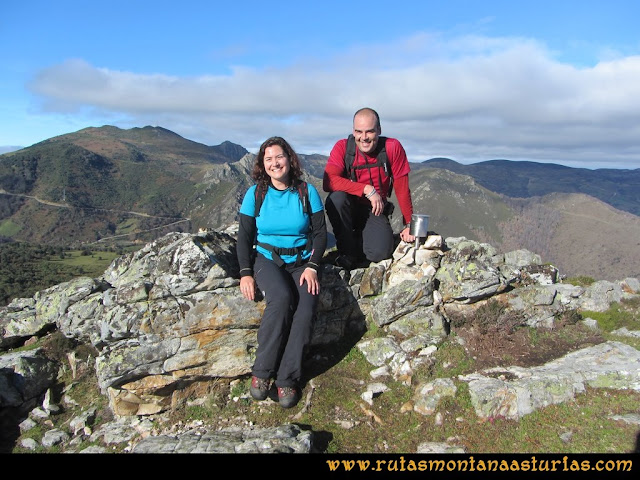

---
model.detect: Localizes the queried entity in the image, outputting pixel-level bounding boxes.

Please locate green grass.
[0,243,123,306]
[565,275,596,287]
[115,218,139,235]
[0,219,22,237]
[582,298,640,333]
[45,249,120,272]
[426,336,476,379]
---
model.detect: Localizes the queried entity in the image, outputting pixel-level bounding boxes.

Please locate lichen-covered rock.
[413,378,457,416]
[131,423,313,453]
[370,277,435,327]
[436,240,514,303]
[0,348,58,408]
[459,341,640,420]
[2,230,638,426]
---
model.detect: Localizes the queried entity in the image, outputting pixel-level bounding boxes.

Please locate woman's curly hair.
[252,136,303,189]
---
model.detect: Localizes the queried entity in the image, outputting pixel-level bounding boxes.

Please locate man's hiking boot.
[336,255,369,270]
[335,255,357,270]
[277,386,300,409]
[250,376,270,401]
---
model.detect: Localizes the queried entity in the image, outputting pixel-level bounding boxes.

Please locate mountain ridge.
[421,157,640,217]
[1,125,639,280]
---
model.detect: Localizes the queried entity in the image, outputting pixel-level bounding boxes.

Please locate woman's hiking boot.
[277,386,300,409]
[250,376,270,401]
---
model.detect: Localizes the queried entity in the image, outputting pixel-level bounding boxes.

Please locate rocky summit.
[1,225,639,453]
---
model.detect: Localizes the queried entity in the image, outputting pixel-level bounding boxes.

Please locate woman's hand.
[300,267,320,295]
[240,276,256,301]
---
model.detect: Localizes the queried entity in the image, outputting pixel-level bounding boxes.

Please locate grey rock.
[370,277,435,327]
[622,277,640,293]
[41,428,70,447]
[357,336,402,367]
[0,349,58,408]
[579,280,626,312]
[416,441,466,453]
[131,424,313,454]
[79,446,109,453]
[459,341,640,420]
[69,407,98,436]
[611,327,640,338]
[19,438,39,450]
[436,240,514,303]
[609,413,640,425]
[413,378,457,416]
[89,418,143,445]
[18,417,37,433]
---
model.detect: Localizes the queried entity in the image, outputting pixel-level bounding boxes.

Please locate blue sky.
[2,0,639,169]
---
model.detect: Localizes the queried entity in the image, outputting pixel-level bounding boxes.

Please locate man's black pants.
[325,191,394,263]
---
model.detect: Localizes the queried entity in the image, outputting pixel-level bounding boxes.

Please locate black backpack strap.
[257,180,311,217]
[293,179,312,251]
[345,134,357,181]
[253,183,266,217]
[378,143,394,196]
[256,242,307,267]
[296,180,311,216]
[343,136,393,195]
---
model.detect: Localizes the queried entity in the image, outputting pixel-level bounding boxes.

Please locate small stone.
[559,431,573,443]
[30,407,49,419]
[19,418,37,433]
[41,429,70,448]
[20,438,39,450]
[434,412,444,426]
[370,366,389,378]
[400,401,413,413]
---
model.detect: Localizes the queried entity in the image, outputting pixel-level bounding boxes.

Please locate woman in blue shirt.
[236,136,327,408]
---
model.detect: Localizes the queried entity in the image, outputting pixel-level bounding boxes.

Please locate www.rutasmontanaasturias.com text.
[324,455,633,473]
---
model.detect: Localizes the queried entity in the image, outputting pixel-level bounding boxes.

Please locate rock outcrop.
[1,226,639,453]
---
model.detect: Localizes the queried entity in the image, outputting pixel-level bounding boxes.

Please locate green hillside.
[0,126,249,246]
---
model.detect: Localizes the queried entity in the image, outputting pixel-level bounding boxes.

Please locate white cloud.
[27,35,640,169]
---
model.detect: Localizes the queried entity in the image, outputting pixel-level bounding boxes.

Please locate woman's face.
[263,144,290,187]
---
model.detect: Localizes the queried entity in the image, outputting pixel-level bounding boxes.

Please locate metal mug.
[410,214,430,238]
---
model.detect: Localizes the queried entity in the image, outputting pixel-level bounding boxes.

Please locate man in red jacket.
[323,107,415,269]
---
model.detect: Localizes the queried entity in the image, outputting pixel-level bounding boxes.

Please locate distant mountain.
[400,167,640,281]
[420,158,640,217]
[0,126,250,246]
[1,126,639,280]
[35,125,249,165]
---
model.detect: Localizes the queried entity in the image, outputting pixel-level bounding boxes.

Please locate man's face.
[353,112,381,155]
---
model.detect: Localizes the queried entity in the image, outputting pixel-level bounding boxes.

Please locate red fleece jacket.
[323,137,414,226]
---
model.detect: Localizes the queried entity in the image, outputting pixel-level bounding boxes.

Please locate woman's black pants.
[252,253,319,388]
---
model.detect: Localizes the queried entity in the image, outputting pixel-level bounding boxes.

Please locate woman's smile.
[264,145,290,188]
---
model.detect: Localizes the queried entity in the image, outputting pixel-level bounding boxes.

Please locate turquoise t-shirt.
[239,183,324,264]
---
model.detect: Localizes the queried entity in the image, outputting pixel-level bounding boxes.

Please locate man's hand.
[365,185,384,216]
[400,227,415,243]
